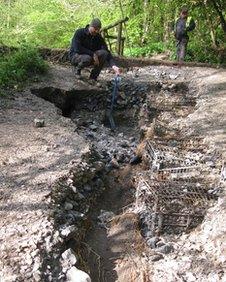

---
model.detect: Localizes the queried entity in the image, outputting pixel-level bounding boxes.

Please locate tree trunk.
[209,0,226,34]
[203,2,218,47]
[142,0,150,44]
[7,0,11,29]
[163,0,170,42]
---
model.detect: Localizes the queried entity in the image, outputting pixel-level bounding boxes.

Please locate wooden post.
[101,17,129,56]
[101,17,129,32]
[105,30,112,52]
[121,38,125,56]
[117,23,122,55]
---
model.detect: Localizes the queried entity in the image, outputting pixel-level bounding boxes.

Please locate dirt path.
[0,85,87,281]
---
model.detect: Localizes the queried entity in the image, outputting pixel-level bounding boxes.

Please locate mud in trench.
[33,74,223,282]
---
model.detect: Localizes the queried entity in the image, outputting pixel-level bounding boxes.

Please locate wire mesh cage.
[135,139,222,234]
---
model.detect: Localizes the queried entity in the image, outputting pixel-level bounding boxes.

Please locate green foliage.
[0,46,48,88]
[0,0,118,48]
[185,44,222,64]
[124,42,167,57]
[167,40,224,65]
[0,0,225,65]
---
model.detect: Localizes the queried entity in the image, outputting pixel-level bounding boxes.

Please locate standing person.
[69,18,120,82]
[174,7,196,62]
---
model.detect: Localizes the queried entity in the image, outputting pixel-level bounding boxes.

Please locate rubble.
[0,64,225,281]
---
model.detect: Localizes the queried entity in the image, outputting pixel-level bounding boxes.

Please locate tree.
[209,0,226,34]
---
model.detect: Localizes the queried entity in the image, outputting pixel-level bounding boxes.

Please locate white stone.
[66,267,91,282]
[61,248,77,266]
[34,118,45,128]
[60,225,77,239]
[33,270,42,281]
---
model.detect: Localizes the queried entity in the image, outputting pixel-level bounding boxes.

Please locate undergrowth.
[0,45,48,92]
[124,41,225,65]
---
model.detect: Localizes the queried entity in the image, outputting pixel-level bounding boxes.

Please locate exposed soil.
[0,63,226,282]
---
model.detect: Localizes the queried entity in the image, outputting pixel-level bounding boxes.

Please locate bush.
[164,40,224,65]
[124,42,166,57]
[185,43,222,64]
[0,45,48,88]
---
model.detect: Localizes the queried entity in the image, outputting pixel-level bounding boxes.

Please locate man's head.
[180,6,188,18]
[89,18,102,35]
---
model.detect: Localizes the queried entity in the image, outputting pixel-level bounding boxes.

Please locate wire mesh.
[135,138,222,234]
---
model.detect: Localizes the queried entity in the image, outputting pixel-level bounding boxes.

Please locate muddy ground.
[0,62,226,282]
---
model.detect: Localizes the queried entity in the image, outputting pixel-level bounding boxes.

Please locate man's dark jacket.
[175,17,196,41]
[69,25,114,66]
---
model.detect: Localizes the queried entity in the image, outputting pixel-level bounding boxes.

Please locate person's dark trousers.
[176,37,188,61]
[71,49,109,79]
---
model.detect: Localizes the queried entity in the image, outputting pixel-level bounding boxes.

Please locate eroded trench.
[32,73,222,281]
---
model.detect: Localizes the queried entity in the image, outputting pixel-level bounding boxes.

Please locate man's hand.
[112,65,120,75]
[93,53,99,66]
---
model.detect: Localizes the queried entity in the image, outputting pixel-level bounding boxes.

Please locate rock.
[205,160,215,167]
[25,254,33,265]
[221,164,226,181]
[105,163,112,172]
[69,211,85,220]
[66,266,91,282]
[77,192,85,200]
[139,125,148,138]
[185,272,197,282]
[121,140,129,148]
[89,124,98,131]
[110,158,120,169]
[20,264,29,274]
[155,244,174,254]
[67,178,74,185]
[20,241,29,249]
[117,100,127,106]
[147,237,160,249]
[31,250,39,258]
[156,241,165,248]
[118,91,126,99]
[150,254,164,262]
[33,261,41,272]
[65,203,73,211]
[61,248,77,267]
[168,84,176,90]
[130,155,142,165]
[83,185,92,192]
[94,178,104,188]
[117,152,125,163]
[169,74,178,80]
[144,230,155,238]
[60,225,78,240]
[34,118,45,128]
[71,186,77,193]
[86,131,95,138]
[162,84,168,90]
[98,210,115,228]
[33,271,42,281]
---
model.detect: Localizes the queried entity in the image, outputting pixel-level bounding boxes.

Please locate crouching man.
[69,18,120,82]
